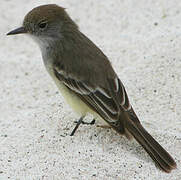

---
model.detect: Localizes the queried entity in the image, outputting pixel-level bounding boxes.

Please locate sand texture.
[0,0,181,179]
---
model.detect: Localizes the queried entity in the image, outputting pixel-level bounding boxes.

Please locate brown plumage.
[7,4,177,173]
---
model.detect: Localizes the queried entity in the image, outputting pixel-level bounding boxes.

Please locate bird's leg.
[74,119,96,125]
[70,116,84,136]
[70,117,95,136]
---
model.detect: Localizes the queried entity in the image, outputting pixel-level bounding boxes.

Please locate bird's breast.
[42,56,91,116]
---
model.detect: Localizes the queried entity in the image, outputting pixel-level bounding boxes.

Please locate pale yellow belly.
[46,66,104,123]
[53,76,96,117]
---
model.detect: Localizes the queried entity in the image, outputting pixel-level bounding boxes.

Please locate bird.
[7,4,177,172]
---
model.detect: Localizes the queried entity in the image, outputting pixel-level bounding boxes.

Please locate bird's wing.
[53,66,132,125]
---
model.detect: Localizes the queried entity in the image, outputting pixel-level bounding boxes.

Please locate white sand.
[0,0,181,179]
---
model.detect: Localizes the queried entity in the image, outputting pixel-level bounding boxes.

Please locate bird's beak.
[7,26,27,35]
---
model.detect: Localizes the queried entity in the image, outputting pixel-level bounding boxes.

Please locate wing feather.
[54,68,131,123]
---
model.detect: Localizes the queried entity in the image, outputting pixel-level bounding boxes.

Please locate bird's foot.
[74,119,96,125]
[70,117,95,136]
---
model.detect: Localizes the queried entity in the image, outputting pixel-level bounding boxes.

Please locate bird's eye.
[38,22,47,29]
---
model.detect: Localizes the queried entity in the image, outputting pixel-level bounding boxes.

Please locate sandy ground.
[0,0,181,179]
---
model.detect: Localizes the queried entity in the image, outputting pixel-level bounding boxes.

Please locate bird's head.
[7,4,78,50]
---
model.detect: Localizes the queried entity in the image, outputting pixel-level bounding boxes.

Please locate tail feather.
[124,114,177,172]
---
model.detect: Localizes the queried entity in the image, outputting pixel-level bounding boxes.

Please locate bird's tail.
[123,112,177,173]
